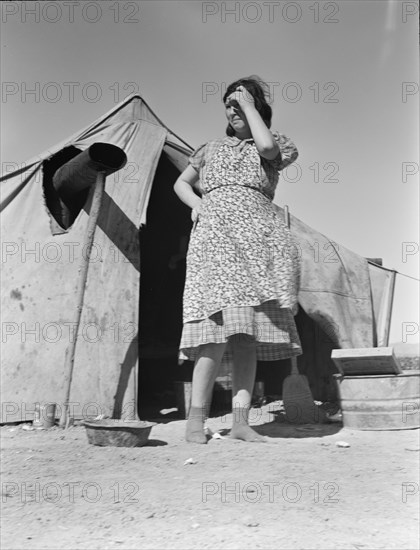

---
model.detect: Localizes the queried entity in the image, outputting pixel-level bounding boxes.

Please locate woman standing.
[174,76,302,443]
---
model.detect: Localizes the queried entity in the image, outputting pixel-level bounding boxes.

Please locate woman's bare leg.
[230,335,266,442]
[186,342,227,443]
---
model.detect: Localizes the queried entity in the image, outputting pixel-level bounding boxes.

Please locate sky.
[1,0,419,345]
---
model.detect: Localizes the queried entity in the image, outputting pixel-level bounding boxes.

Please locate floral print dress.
[179,131,302,365]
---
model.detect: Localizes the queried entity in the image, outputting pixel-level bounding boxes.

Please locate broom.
[281,205,318,424]
[282,357,318,424]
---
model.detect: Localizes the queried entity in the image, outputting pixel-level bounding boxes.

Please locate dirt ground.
[1,400,419,550]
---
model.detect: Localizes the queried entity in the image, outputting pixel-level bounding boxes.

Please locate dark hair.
[223,75,272,137]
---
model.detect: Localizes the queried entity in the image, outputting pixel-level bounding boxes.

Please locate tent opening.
[138,151,194,419]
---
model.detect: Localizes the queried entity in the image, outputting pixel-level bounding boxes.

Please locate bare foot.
[186,419,207,444]
[186,430,207,444]
[230,424,266,442]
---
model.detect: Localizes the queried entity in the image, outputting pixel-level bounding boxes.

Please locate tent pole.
[59,172,106,428]
[284,204,297,372]
[378,270,397,347]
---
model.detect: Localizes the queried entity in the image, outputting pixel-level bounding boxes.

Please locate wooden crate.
[331,347,402,376]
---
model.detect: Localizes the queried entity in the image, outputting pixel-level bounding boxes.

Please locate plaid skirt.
[179,299,302,365]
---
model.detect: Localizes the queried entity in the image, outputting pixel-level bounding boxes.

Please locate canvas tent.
[0,94,395,423]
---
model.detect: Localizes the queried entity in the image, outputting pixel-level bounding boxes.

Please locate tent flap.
[281,207,375,349]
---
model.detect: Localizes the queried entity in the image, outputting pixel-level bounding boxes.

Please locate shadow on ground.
[216,403,343,439]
